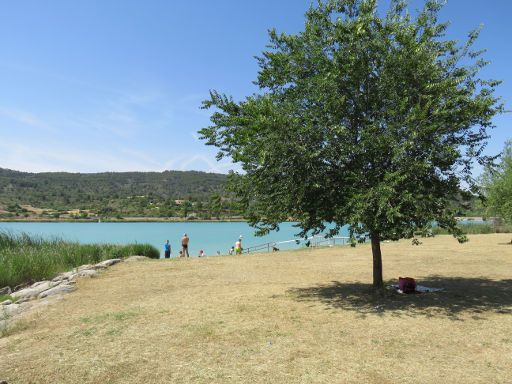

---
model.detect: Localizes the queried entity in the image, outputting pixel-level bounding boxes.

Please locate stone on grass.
[30,281,49,288]
[77,264,94,272]
[38,284,76,299]
[4,256,127,325]
[1,303,23,317]
[67,273,79,281]
[15,298,30,304]
[0,286,11,295]
[52,271,75,282]
[95,258,122,268]
[13,283,28,292]
[76,269,98,278]
[11,281,55,300]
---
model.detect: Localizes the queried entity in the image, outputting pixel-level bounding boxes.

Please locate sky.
[0,0,510,175]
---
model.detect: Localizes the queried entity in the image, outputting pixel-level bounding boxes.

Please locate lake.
[0,219,488,258]
[0,221,350,258]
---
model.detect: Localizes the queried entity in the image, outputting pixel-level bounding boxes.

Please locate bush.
[121,244,160,259]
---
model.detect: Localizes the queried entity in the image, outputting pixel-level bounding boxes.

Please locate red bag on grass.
[399,277,416,293]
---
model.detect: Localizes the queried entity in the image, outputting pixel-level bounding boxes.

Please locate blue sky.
[0,0,510,174]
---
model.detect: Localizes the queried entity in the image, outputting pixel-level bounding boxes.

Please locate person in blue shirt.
[164,240,171,259]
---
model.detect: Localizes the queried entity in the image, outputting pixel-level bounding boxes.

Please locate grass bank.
[1,234,511,383]
[0,232,160,288]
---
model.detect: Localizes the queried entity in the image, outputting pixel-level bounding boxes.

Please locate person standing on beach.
[235,236,242,255]
[164,240,172,259]
[181,233,190,257]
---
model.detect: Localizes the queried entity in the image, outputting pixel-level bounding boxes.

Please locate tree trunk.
[371,234,383,289]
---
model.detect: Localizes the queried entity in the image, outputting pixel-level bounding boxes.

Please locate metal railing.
[241,235,351,254]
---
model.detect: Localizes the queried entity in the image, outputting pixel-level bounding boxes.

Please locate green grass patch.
[0,294,15,302]
[80,309,141,325]
[0,231,160,288]
[432,223,512,235]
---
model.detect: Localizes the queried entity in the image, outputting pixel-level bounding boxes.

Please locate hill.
[0,167,483,221]
[0,168,231,219]
[1,234,511,383]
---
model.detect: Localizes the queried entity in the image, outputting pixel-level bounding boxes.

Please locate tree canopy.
[482,140,512,226]
[199,0,503,288]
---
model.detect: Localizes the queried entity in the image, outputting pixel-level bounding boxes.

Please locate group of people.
[164,235,243,258]
[164,233,190,258]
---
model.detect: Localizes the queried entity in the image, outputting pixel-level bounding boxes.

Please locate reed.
[432,223,512,235]
[0,231,160,288]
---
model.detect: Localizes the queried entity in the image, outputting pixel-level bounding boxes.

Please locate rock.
[0,379,8,384]
[95,258,122,268]
[31,280,50,288]
[76,269,98,278]
[124,256,149,263]
[67,273,79,281]
[77,264,94,272]
[11,281,55,300]
[52,272,73,282]
[13,283,28,292]
[15,297,30,304]
[52,271,75,282]
[1,300,12,306]
[0,286,11,295]
[38,284,76,299]
[1,303,23,317]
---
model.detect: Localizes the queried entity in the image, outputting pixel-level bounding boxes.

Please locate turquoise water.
[0,220,487,258]
[0,221,350,258]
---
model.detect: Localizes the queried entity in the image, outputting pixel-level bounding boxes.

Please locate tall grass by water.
[0,232,160,288]
[432,222,512,235]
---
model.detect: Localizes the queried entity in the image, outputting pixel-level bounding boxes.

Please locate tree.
[482,140,512,231]
[181,200,192,218]
[199,0,503,288]
[208,193,222,219]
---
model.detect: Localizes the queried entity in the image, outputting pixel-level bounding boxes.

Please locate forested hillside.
[0,168,483,220]
[0,168,235,219]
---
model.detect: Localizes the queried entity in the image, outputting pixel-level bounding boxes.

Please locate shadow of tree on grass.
[288,276,512,320]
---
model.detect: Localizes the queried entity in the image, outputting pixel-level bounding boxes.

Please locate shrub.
[121,244,160,259]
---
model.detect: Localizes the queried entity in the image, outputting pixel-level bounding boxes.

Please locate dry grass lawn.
[1,234,511,383]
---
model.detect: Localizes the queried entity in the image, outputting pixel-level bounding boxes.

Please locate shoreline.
[0,216,492,223]
[0,217,247,223]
